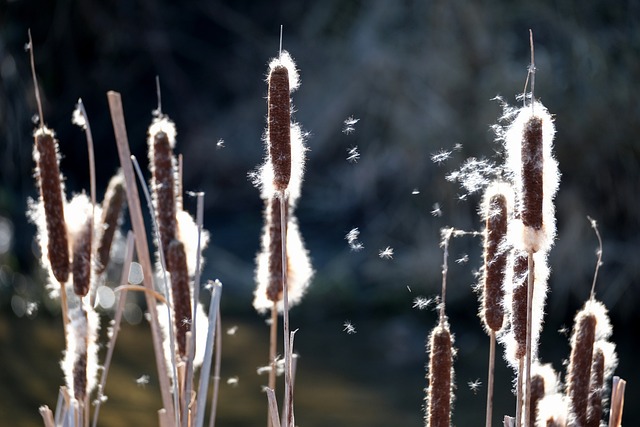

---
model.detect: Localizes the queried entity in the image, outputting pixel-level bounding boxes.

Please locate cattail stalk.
[608,376,626,427]
[108,91,175,421]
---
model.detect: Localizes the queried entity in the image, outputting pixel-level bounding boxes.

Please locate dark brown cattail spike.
[529,373,545,427]
[586,348,605,427]
[426,323,454,427]
[521,116,544,233]
[566,311,597,427]
[511,252,529,361]
[34,128,70,284]
[151,126,177,271]
[268,65,291,192]
[482,191,509,332]
[167,239,191,359]
[73,213,93,297]
[267,196,288,302]
[96,172,126,274]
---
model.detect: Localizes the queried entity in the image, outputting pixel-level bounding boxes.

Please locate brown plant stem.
[108,91,175,422]
[485,330,496,427]
[524,251,535,426]
[268,301,278,427]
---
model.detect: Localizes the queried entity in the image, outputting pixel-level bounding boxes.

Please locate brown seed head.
[72,214,93,297]
[521,116,543,232]
[482,192,508,332]
[426,323,454,427]
[34,127,69,283]
[266,196,289,302]
[566,311,597,427]
[152,130,177,270]
[168,239,191,359]
[268,65,291,192]
[73,350,88,402]
[510,252,529,360]
[96,172,126,274]
[586,347,605,427]
[530,373,546,427]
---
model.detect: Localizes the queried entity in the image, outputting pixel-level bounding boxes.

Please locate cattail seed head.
[504,102,559,253]
[167,239,191,359]
[72,213,93,297]
[480,182,513,332]
[425,322,454,427]
[33,127,70,283]
[253,197,313,313]
[268,65,291,192]
[536,393,568,427]
[567,311,597,426]
[96,171,125,274]
[586,347,605,427]
[529,363,559,427]
[148,117,178,270]
[501,248,549,369]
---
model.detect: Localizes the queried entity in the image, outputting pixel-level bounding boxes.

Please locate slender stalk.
[184,192,205,427]
[524,251,535,427]
[107,91,174,421]
[208,310,222,427]
[280,192,292,427]
[268,301,278,427]
[485,330,496,427]
[515,357,524,427]
[194,281,222,427]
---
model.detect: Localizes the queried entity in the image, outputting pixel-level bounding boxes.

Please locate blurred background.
[1,0,639,426]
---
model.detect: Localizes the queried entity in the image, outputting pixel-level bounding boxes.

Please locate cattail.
[167,239,191,359]
[148,117,178,270]
[253,198,313,313]
[480,182,512,332]
[501,248,549,368]
[72,212,93,297]
[504,102,559,253]
[586,347,604,427]
[527,363,559,427]
[62,298,100,403]
[96,171,125,274]
[425,322,454,427]
[268,65,291,192]
[565,300,613,425]
[33,127,70,283]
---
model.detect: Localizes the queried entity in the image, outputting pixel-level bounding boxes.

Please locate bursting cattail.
[96,171,125,274]
[148,117,178,270]
[536,393,569,427]
[167,239,191,359]
[566,300,613,427]
[480,182,512,332]
[425,322,454,427]
[62,298,100,403]
[72,212,93,297]
[33,127,70,283]
[501,248,550,369]
[528,363,559,427]
[586,340,617,427]
[504,102,559,253]
[253,198,313,313]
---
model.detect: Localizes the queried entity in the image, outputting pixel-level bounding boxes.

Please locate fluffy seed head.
[566,310,597,426]
[480,182,513,332]
[33,127,70,283]
[425,322,454,427]
[536,393,568,427]
[268,65,291,192]
[72,212,93,297]
[167,239,191,359]
[148,117,178,270]
[96,171,126,274]
[504,102,559,252]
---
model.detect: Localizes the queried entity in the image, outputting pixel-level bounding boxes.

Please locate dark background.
[1,1,638,426]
